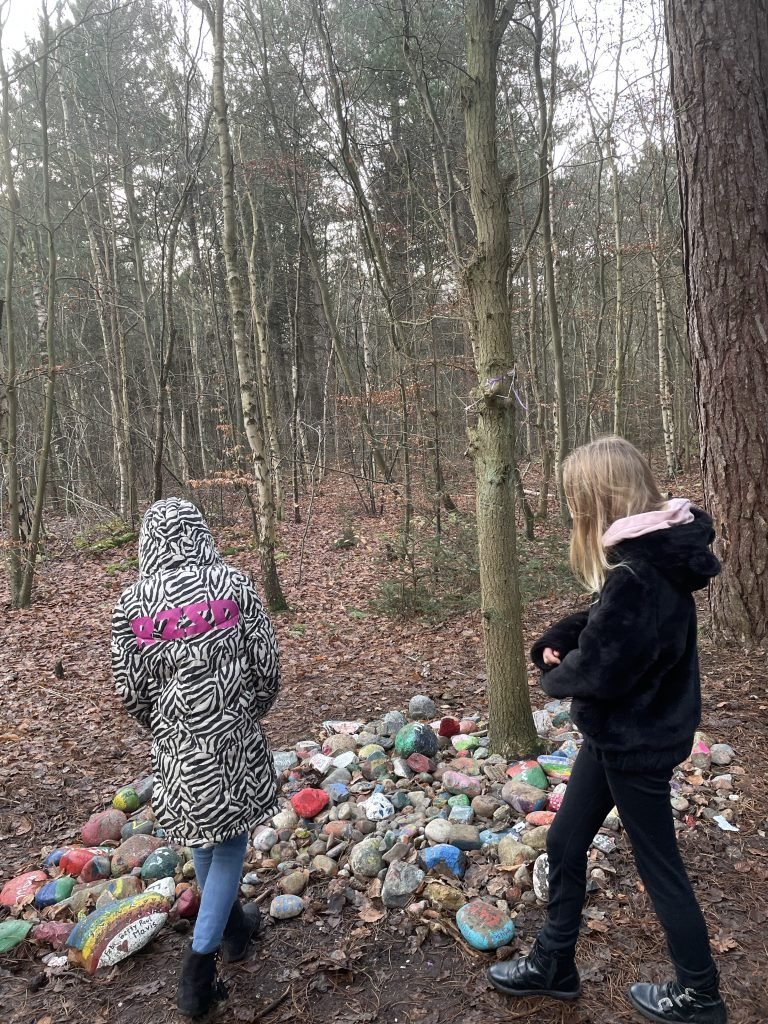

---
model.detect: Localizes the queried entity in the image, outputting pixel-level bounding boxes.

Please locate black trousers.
[538,745,717,990]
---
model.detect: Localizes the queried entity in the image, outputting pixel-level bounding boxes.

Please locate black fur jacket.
[531,508,720,773]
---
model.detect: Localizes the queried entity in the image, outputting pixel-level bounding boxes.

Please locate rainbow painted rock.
[140,846,181,881]
[66,881,172,973]
[68,875,143,916]
[537,755,572,782]
[0,871,48,907]
[111,834,165,876]
[0,919,33,952]
[79,856,112,884]
[506,760,549,791]
[31,921,74,949]
[34,876,76,909]
[82,808,128,846]
[112,787,141,813]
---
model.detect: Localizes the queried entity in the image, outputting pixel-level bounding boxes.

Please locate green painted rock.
[506,760,548,790]
[0,919,33,952]
[34,876,76,909]
[113,787,141,813]
[394,722,438,760]
[447,794,471,809]
[111,834,165,876]
[140,846,181,881]
[451,735,480,753]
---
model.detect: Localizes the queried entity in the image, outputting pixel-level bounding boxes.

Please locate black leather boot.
[628,979,727,1023]
[176,945,228,1019]
[487,940,581,1000]
[221,901,262,963]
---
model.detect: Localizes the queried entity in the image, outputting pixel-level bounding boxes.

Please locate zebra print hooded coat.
[112,498,280,846]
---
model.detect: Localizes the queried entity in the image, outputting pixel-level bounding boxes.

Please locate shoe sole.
[488,980,581,1001]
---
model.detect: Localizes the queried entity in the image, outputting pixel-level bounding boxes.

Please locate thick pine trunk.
[666,0,768,641]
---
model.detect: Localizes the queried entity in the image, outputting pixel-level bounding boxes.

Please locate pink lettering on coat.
[130,600,240,647]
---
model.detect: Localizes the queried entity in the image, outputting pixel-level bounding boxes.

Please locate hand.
[543,647,561,666]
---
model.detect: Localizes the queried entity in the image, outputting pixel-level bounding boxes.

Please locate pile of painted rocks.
[0,696,740,969]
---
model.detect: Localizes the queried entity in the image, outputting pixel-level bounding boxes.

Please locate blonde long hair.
[563,436,665,592]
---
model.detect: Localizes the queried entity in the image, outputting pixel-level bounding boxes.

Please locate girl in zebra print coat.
[112,498,280,1018]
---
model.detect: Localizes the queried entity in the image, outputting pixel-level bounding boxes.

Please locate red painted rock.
[406,752,435,774]
[173,887,200,919]
[0,871,48,907]
[31,921,74,949]
[526,810,557,826]
[82,808,128,846]
[290,788,329,819]
[438,717,461,737]
[60,847,109,877]
[111,834,165,876]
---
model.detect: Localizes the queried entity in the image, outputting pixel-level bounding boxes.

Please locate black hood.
[610,506,720,592]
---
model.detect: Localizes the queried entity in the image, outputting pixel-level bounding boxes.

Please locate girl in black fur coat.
[487,437,727,1024]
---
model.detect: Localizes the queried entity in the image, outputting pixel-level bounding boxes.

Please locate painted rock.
[419,844,467,879]
[31,921,74,950]
[321,734,357,756]
[140,846,181,881]
[331,751,357,770]
[322,782,349,804]
[269,895,304,920]
[408,695,437,720]
[290,788,330,819]
[423,882,467,912]
[691,740,712,770]
[443,757,481,777]
[308,752,334,775]
[548,783,568,812]
[552,709,572,728]
[133,775,154,805]
[67,886,171,973]
[537,755,572,782]
[363,793,395,821]
[43,848,68,870]
[358,743,385,759]
[533,853,550,901]
[459,718,479,734]
[273,751,299,774]
[82,808,128,846]
[322,720,364,735]
[506,760,549,791]
[0,919,33,952]
[394,723,438,759]
[34,876,76,909]
[69,876,143,915]
[498,837,537,867]
[438,717,461,737]
[448,805,474,825]
[295,741,320,759]
[406,753,434,775]
[456,900,515,951]
[120,819,155,841]
[111,834,165,876]
[112,787,140,813]
[60,848,103,877]
[0,871,48,907]
[349,840,385,877]
[501,781,548,815]
[173,887,200,919]
[381,861,425,909]
[441,771,482,799]
[526,810,557,826]
[451,734,480,753]
[362,758,390,782]
[79,856,112,884]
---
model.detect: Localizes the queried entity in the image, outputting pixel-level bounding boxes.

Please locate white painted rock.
[533,853,549,902]
[364,793,395,821]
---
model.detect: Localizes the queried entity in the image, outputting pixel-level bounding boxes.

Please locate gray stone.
[279,870,309,895]
[472,795,504,819]
[272,807,299,831]
[273,751,299,774]
[382,842,409,865]
[523,826,550,852]
[497,837,537,867]
[381,711,407,736]
[381,861,425,908]
[409,695,437,720]
[711,744,735,766]
[424,818,453,845]
[312,855,338,876]
[447,823,482,851]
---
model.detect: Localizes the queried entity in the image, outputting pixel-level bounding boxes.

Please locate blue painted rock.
[441,771,483,799]
[552,709,572,728]
[79,856,112,884]
[133,775,154,805]
[111,834,165,876]
[419,843,467,879]
[34,876,76,909]
[82,809,128,846]
[506,760,549,790]
[0,871,48,907]
[394,723,438,759]
[457,900,515,950]
[31,921,74,949]
[140,846,181,881]
[322,782,349,804]
[501,780,548,815]
[67,884,172,972]
[0,919,33,952]
[112,787,140,813]
[273,751,299,774]
[69,875,143,915]
[120,819,155,841]
[269,895,304,920]
[43,848,68,870]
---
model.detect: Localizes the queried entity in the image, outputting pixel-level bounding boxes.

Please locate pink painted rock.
[444,757,481,777]
[438,717,461,737]
[110,834,165,876]
[173,887,200,919]
[501,780,548,815]
[441,771,483,799]
[290,788,330,819]
[547,783,568,812]
[0,871,48,907]
[82,808,128,846]
[459,719,479,734]
[31,921,74,950]
[406,753,435,774]
[526,810,557,826]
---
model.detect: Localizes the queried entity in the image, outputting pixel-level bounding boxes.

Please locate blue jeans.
[191,832,248,954]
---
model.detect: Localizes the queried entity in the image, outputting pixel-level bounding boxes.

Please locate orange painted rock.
[82,809,128,846]
[0,871,48,907]
[526,810,557,826]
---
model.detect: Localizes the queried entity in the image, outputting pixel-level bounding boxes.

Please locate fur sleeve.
[530,610,591,671]
[540,566,660,701]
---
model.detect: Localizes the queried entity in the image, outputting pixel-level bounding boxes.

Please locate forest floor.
[0,470,767,1024]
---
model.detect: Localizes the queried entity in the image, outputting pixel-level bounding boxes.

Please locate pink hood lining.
[602,497,694,548]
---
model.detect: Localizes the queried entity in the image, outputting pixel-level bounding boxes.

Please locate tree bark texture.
[666,0,768,641]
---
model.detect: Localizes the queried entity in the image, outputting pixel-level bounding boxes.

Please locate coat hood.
[138,498,219,577]
[609,505,720,593]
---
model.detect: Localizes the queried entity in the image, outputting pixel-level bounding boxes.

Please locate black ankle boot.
[221,901,262,963]
[176,946,228,1019]
[628,979,727,1023]
[487,940,581,1001]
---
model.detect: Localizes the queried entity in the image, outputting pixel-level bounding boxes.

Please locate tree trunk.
[665,0,768,642]
[463,0,539,758]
